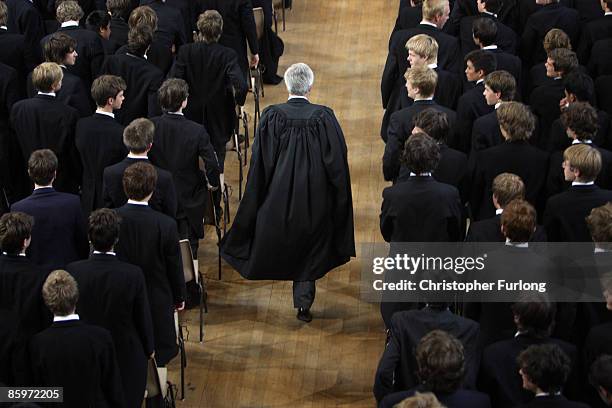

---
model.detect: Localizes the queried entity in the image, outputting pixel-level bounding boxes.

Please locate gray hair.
[284,63,314,96]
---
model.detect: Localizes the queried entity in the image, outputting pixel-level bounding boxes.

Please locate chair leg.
[282,2,286,31]
[274,11,278,33]
[178,326,186,400]
[198,282,204,342]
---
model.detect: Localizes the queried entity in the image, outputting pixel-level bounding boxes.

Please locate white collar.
[595,247,612,253]
[288,95,309,100]
[505,239,528,248]
[427,63,438,69]
[419,21,437,28]
[167,111,184,116]
[476,79,484,85]
[54,314,79,322]
[410,172,432,177]
[127,153,148,159]
[95,109,115,118]
[553,76,562,80]
[572,181,595,186]
[605,12,612,16]
[34,185,53,190]
[482,45,498,50]
[0,26,7,30]
[127,199,149,206]
[37,91,56,97]
[61,21,79,28]
[2,252,26,256]
[93,250,116,256]
[414,97,434,102]
[482,10,497,18]
[494,102,502,109]
[535,392,561,397]
[572,139,592,144]
[495,208,503,215]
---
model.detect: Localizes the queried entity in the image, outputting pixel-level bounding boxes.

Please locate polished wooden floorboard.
[171,1,394,406]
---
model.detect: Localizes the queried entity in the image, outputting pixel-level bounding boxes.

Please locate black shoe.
[296,308,312,322]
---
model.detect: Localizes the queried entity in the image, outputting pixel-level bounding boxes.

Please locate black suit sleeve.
[163,221,186,305]
[383,113,403,181]
[89,36,106,80]
[373,326,401,402]
[72,199,89,259]
[100,334,126,407]
[381,35,401,109]
[380,189,394,243]
[227,52,249,106]
[147,73,164,118]
[133,269,155,356]
[240,0,260,55]
[199,128,221,187]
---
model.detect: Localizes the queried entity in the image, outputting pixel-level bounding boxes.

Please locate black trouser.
[293,280,316,309]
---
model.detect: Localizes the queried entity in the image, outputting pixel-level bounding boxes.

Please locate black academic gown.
[66,254,155,408]
[75,113,127,214]
[149,113,220,238]
[115,203,185,366]
[9,94,80,193]
[29,320,125,407]
[193,0,259,81]
[0,254,49,385]
[100,52,164,125]
[170,41,248,168]
[220,98,356,282]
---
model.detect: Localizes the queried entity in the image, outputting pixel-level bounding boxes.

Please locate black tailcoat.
[149,113,220,237]
[384,100,457,180]
[220,99,356,281]
[380,176,464,243]
[373,307,481,402]
[455,82,494,153]
[0,255,49,385]
[193,0,259,80]
[470,141,549,220]
[100,53,164,125]
[544,185,612,242]
[75,113,127,214]
[139,0,187,50]
[577,15,612,64]
[66,254,154,408]
[479,334,577,408]
[5,0,44,60]
[102,157,178,218]
[10,94,80,193]
[11,187,88,270]
[588,38,612,78]
[29,320,125,407]
[170,42,247,155]
[41,26,104,87]
[115,203,185,366]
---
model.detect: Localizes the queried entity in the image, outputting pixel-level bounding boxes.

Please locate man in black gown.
[220,63,355,322]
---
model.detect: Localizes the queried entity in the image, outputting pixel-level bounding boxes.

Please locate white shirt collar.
[54,313,79,322]
[127,153,148,159]
[476,79,484,85]
[482,10,498,18]
[167,111,184,116]
[127,199,149,206]
[595,247,612,253]
[494,102,502,109]
[414,97,434,102]
[553,76,562,80]
[34,185,53,190]
[93,250,116,256]
[288,95,309,100]
[535,392,561,397]
[605,12,612,16]
[482,45,498,50]
[410,172,432,177]
[2,252,26,256]
[505,238,528,248]
[61,21,79,28]
[495,208,503,215]
[572,139,592,144]
[427,63,438,69]
[0,26,7,30]
[419,21,437,28]
[572,181,595,186]
[37,91,56,97]
[95,109,115,118]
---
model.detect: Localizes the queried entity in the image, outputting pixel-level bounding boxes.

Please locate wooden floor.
[171,1,394,406]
